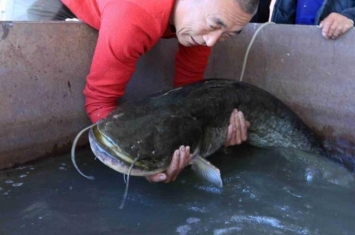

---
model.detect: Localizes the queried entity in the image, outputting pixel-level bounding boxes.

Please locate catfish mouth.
[88,126,163,176]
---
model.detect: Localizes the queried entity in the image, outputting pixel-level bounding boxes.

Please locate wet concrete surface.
[0,145,354,235]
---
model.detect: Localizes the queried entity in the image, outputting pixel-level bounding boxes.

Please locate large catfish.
[72,79,354,188]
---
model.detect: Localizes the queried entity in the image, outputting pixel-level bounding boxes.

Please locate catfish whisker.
[123,174,127,184]
[119,155,140,209]
[71,123,97,180]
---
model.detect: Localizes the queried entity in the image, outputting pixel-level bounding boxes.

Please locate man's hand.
[224,109,250,146]
[146,109,250,183]
[145,146,192,183]
[319,13,354,39]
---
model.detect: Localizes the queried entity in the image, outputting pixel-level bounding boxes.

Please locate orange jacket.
[62,0,211,123]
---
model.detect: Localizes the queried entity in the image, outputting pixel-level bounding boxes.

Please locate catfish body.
[90,79,328,177]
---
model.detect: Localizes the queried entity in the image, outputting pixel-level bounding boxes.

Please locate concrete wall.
[0,22,94,168]
[1,21,354,169]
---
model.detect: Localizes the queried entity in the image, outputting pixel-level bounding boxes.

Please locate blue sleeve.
[342,7,355,22]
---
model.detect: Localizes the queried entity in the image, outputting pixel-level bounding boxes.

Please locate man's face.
[172,0,254,47]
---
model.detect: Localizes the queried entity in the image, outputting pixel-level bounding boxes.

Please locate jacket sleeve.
[84,1,161,123]
[173,44,212,87]
[271,0,297,24]
[341,7,355,22]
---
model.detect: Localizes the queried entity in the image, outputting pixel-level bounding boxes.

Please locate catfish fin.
[191,156,223,188]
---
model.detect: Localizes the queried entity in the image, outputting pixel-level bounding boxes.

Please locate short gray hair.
[236,0,260,15]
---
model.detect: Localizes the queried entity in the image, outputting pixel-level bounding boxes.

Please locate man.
[272,0,355,39]
[29,0,258,182]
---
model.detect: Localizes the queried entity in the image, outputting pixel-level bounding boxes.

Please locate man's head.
[171,0,259,47]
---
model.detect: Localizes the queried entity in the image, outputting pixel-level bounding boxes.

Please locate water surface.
[0,145,354,235]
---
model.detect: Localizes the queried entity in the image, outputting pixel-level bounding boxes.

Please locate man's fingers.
[145,173,166,183]
[225,124,237,146]
[320,14,336,38]
[165,149,180,183]
[146,146,191,184]
[226,111,237,146]
[225,109,249,146]
[225,124,233,146]
[234,110,242,144]
[320,13,354,39]
[181,146,191,167]
[173,146,190,181]
[176,146,186,181]
[246,120,251,128]
[229,109,241,145]
[229,110,237,144]
[333,26,342,38]
[319,19,327,28]
[329,24,338,38]
[322,21,334,38]
[238,111,248,141]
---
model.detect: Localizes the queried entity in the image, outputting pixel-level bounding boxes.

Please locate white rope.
[239,22,275,82]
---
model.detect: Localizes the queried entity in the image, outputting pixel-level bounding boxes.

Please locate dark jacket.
[251,0,272,23]
[271,0,355,24]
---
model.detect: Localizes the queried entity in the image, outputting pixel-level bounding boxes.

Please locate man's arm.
[83,1,162,123]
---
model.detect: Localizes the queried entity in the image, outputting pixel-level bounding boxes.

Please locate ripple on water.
[188,206,208,213]
[186,217,201,224]
[3,190,10,195]
[213,226,242,235]
[59,163,67,171]
[229,215,311,235]
[176,224,191,235]
[230,215,283,229]
[195,185,222,194]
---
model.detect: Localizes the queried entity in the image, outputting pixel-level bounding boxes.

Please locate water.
[0,145,354,235]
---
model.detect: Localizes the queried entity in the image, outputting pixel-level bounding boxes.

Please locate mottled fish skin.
[89,78,352,178]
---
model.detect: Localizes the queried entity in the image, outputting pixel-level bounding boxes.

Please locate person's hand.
[224,109,250,147]
[145,146,192,183]
[319,13,354,39]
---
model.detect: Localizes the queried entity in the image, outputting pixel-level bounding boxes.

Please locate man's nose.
[203,30,223,47]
